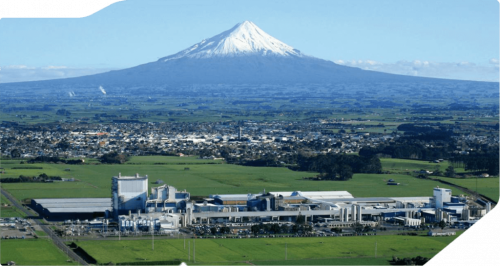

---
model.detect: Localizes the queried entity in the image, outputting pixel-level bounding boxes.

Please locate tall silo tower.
[112,173,148,219]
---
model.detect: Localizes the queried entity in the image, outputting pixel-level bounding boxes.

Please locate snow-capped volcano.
[160,21,304,61]
[4,21,452,87]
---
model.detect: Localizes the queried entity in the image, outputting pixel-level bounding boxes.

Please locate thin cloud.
[0,65,117,83]
[334,59,499,82]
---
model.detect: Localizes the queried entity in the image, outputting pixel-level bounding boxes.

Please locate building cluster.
[31,174,493,234]
[2,120,497,162]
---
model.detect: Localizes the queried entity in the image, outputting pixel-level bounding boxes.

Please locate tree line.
[449,153,499,175]
[27,156,84,164]
[293,153,382,180]
[1,173,62,183]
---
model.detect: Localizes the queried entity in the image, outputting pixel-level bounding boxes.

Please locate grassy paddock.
[1,164,446,201]
[0,239,71,265]
[380,158,498,200]
[77,232,462,265]
[380,158,465,174]
[196,257,392,266]
[1,156,455,202]
[1,194,26,218]
[2,157,496,202]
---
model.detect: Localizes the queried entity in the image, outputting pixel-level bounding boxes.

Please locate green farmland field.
[1,194,26,218]
[380,158,498,200]
[0,239,71,265]
[77,232,463,265]
[380,158,465,174]
[1,157,496,203]
[1,157,451,202]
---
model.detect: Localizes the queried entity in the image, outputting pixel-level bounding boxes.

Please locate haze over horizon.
[0,0,498,83]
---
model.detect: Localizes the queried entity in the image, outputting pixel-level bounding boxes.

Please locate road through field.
[0,188,88,265]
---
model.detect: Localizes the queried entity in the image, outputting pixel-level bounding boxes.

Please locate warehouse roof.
[40,203,111,208]
[317,197,395,204]
[291,191,353,199]
[44,207,112,213]
[34,198,112,214]
[33,198,111,204]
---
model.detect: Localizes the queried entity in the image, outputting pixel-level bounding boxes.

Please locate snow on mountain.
[160,21,304,61]
[3,21,463,87]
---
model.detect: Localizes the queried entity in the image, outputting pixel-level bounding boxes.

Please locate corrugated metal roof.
[216,197,248,201]
[317,197,395,203]
[212,194,249,199]
[41,203,111,208]
[33,198,110,203]
[389,197,431,201]
[45,207,112,213]
[35,198,112,214]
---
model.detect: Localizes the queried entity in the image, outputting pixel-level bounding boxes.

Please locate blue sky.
[0,0,498,82]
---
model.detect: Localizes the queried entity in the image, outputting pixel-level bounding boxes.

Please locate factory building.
[30,170,487,231]
[31,198,112,221]
[433,187,452,209]
[146,184,190,213]
[112,173,149,218]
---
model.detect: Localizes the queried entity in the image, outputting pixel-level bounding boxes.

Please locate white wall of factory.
[433,187,452,209]
[112,173,149,218]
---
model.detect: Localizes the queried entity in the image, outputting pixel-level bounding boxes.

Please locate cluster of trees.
[449,154,499,175]
[99,152,130,164]
[359,125,455,160]
[27,156,84,164]
[55,109,72,116]
[390,256,430,265]
[359,142,450,161]
[294,154,382,180]
[1,173,62,183]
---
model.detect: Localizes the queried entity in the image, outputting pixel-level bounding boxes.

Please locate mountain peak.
[160,21,304,62]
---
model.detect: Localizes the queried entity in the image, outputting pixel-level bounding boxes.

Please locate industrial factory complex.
[31,173,493,233]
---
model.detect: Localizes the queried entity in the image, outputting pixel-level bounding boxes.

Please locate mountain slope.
[0,21,476,87]
[160,21,304,60]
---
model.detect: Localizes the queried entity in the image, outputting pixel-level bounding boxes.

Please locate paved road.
[1,188,89,265]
